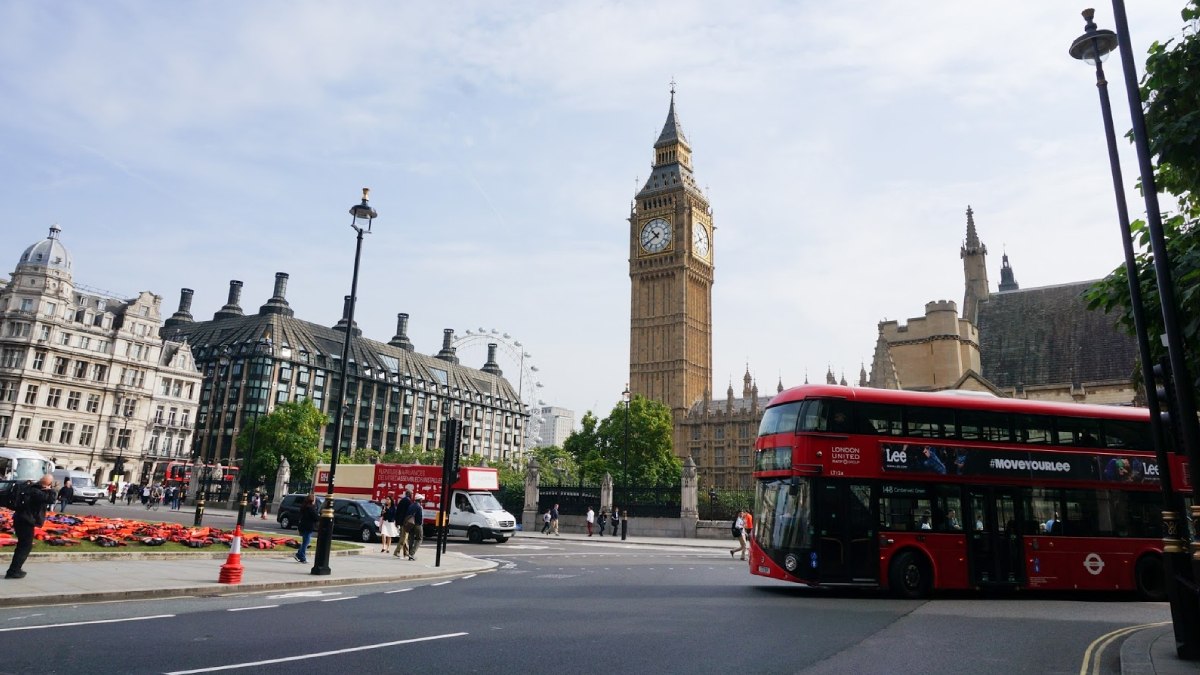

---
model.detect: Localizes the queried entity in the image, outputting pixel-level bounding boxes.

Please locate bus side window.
[829,400,852,433]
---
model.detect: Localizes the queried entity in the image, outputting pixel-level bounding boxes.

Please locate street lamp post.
[312,188,378,576]
[1071,7,1200,660]
[622,385,630,540]
[237,338,272,529]
[194,348,231,526]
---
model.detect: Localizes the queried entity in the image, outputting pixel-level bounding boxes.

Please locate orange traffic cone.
[218,524,244,584]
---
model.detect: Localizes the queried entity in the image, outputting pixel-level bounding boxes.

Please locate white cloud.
[0,0,1187,428]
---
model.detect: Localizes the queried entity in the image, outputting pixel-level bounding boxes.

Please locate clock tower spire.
[628,85,714,458]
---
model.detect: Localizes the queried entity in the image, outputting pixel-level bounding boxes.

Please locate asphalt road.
[0,537,1171,674]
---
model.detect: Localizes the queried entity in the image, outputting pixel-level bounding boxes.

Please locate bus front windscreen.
[755,478,812,553]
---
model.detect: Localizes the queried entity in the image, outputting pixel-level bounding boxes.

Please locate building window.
[31,351,47,370]
[58,332,72,346]
[79,336,90,350]
[0,381,15,402]
[86,394,100,413]
[0,416,9,439]
[72,360,88,378]
[66,391,81,410]
[15,417,31,440]
[46,387,62,407]
[1,348,23,368]
[122,398,136,416]
[39,325,51,341]
[79,424,94,446]
[38,420,55,442]
[91,364,107,382]
[59,422,75,445]
[24,385,39,404]
[53,357,68,376]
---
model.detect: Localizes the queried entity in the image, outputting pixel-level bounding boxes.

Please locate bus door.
[967,488,1025,586]
[815,482,877,583]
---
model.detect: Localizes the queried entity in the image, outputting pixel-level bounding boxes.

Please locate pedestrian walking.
[610,507,619,536]
[6,473,56,579]
[140,484,151,507]
[550,503,560,536]
[393,490,412,556]
[541,508,552,534]
[597,509,608,537]
[124,483,136,505]
[294,493,318,564]
[402,494,424,560]
[107,482,117,504]
[586,506,595,536]
[730,510,748,560]
[250,491,260,517]
[56,479,73,513]
[380,496,400,553]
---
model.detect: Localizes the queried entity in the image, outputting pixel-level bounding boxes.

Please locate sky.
[0,1,1192,435]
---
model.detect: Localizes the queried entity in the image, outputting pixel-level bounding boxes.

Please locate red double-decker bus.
[152,460,239,500]
[750,385,1190,600]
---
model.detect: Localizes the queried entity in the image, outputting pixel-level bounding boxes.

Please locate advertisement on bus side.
[880,442,1159,484]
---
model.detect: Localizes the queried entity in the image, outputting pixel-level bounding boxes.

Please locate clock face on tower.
[693,224,710,257]
[640,218,672,254]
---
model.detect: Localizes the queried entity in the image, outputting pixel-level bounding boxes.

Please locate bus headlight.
[784,554,798,572]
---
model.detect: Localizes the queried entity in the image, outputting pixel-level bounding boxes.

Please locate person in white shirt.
[586,506,595,536]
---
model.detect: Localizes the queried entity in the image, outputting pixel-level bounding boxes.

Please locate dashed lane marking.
[266,590,341,600]
[228,606,278,612]
[320,597,354,603]
[164,632,469,674]
[384,589,413,594]
[0,614,174,633]
[431,581,452,587]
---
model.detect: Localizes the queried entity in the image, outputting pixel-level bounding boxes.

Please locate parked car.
[276,494,381,543]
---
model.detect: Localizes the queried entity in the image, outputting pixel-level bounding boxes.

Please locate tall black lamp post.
[312,188,377,576]
[194,348,231,526]
[1070,7,1200,660]
[236,338,272,529]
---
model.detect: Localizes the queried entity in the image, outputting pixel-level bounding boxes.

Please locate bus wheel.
[468,527,484,544]
[889,551,931,599]
[1135,555,1167,602]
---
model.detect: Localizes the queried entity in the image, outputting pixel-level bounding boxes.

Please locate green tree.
[1086,1,1200,387]
[596,395,680,488]
[564,411,603,482]
[235,400,328,492]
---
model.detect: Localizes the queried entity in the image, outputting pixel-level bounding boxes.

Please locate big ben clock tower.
[629,86,713,457]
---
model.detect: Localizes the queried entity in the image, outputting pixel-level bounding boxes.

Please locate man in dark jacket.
[7,474,56,579]
[393,490,412,558]
[57,479,74,513]
[404,495,424,561]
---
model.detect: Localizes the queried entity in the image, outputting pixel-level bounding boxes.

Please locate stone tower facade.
[628,88,714,457]
[961,206,990,324]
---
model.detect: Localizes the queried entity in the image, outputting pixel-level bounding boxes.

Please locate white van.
[51,469,106,505]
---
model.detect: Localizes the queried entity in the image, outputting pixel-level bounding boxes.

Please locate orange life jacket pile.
[0,508,293,550]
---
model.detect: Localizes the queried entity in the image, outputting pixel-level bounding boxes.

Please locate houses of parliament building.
[627,90,1137,489]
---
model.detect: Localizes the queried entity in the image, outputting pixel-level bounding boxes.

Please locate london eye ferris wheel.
[452,329,546,453]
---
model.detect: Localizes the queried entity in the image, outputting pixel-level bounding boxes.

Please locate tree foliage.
[1086,1,1200,387]
[562,396,681,487]
[235,400,328,492]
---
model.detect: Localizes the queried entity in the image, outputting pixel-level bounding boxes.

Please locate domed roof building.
[0,226,201,491]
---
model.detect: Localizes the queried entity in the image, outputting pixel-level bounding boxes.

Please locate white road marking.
[266,590,341,600]
[227,606,278,612]
[5,613,44,621]
[164,632,469,673]
[0,614,174,633]
[461,574,476,580]
[431,581,452,587]
[384,588,412,594]
[320,597,354,602]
